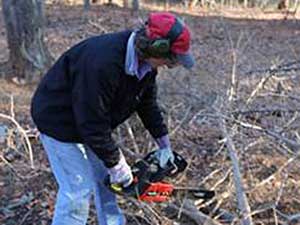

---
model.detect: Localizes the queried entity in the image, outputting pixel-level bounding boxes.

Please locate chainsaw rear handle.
[104,175,139,197]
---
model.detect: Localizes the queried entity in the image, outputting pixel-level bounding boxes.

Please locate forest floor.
[0,3,300,225]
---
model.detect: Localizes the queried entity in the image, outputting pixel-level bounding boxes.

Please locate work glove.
[107,152,133,188]
[152,147,175,168]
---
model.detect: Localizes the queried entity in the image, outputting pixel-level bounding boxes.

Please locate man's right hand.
[107,151,133,188]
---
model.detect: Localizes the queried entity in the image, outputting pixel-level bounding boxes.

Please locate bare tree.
[1,0,52,83]
[123,0,129,7]
[189,0,201,10]
[164,0,170,10]
[278,0,289,9]
[84,0,91,11]
[132,0,139,11]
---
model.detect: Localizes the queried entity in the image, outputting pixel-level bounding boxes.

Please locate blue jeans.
[40,133,126,225]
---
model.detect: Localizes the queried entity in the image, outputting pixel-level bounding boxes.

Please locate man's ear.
[135,35,152,59]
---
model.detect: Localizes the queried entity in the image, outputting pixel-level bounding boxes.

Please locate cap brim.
[176,52,195,69]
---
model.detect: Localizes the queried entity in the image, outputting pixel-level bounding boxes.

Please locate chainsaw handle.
[104,175,139,197]
[104,176,125,194]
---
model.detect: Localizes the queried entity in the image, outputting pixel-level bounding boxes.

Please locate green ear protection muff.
[143,17,184,58]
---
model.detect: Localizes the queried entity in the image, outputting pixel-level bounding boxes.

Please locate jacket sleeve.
[137,79,168,139]
[71,55,120,168]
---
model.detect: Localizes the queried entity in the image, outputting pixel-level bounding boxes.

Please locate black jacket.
[31,30,168,167]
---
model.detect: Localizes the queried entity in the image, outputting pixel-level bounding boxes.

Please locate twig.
[198,168,223,186]
[19,205,35,225]
[228,31,244,102]
[0,113,34,168]
[0,192,34,213]
[211,168,231,191]
[233,118,300,152]
[189,111,300,153]
[276,209,300,222]
[229,47,237,102]
[259,92,300,102]
[0,155,24,179]
[87,18,108,33]
[10,95,15,118]
[278,112,299,134]
[232,108,300,116]
[246,71,274,105]
[275,169,288,206]
[273,207,279,225]
[245,60,300,76]
[125,121,140,153]
[244,202,274,218]
[120,147,143,161]
[126,198,161,224]
[249,153,298,192]
[169,105,191,136]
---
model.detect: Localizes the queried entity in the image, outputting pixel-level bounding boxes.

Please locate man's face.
[146,57,180,69]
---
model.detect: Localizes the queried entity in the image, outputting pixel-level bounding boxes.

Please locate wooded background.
[0,0,299,83]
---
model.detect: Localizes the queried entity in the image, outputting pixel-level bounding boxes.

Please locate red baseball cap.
[145,12,195,69]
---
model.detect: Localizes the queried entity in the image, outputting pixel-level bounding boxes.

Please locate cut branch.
[165,200,222,225]
[0,95,34,168]
[217,114,253,225]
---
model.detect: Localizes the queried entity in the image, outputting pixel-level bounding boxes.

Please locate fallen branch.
[125,121,140,153]
[165,200,222,225]
[169,105,192,137]
[0,95,34,168]
[246,71,274,105]
[201,110,300,152]
[217,113,253,225]
[232,108,300,116]
[276,210,300,223]
[232,118,300,152]
[0,192,34,215]
[245,60,300,76]
[250,153,298,192]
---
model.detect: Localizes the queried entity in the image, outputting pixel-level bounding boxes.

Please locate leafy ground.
[1,3,300,225]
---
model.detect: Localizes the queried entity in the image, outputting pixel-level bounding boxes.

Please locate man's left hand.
[152,147,175,168]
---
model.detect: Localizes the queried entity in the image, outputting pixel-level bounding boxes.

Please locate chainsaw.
[105,150,215,202]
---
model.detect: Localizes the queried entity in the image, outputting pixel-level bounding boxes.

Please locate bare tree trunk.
[294,0,300,9]
[164,0,170,10]
[91,0,103,3]
[189,0,200,10]
[220,0,225,8]
[2,0,52,83]
[123,0,129,7]
[278,0,288,9]
[132,0,139,11]
[84,0,90,10]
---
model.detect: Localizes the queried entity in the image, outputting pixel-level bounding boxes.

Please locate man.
[31,12,194,225]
